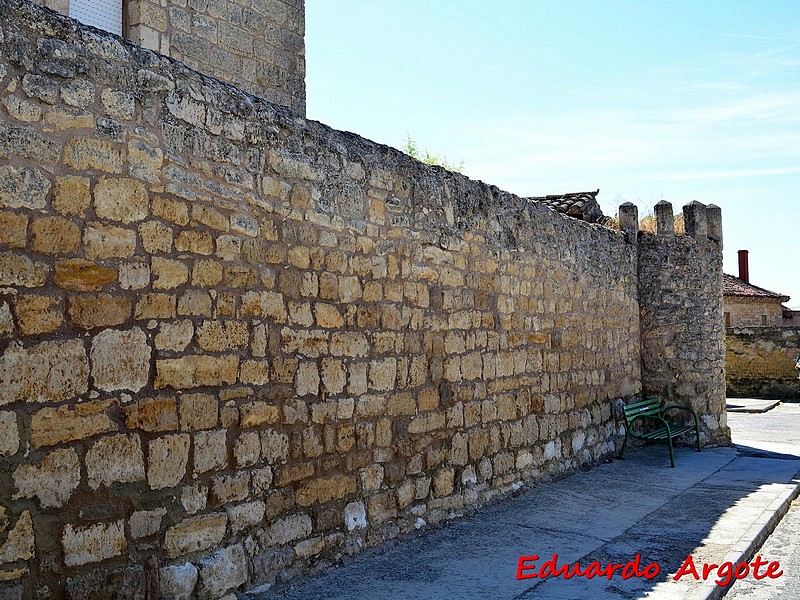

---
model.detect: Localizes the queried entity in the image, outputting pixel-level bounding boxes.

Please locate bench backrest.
[622,397,662,422]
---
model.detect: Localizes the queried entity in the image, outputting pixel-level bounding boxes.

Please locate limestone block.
[0,412,19,456]
[0,302,12,339]
[179,393,218,431]
[295,361,319,396]
[54,259,117,291]
[13,448,80,508]
[210,472,249,505]
[128,139,163,183]
[152,196,189,226]
[62,520,126,567]
[155,320,193,352]
[14,294,62,335]
[321,358,346,395]
[68,294,131,329]
[240,359,269,385]
[191,259,223,287]
[159,563,198,600]
[240,291,287,322]
[93,177,148,223]
[177,289,212,317]
[90,327,151,392]
[101,89,135,120]
[155,355,238,389]
[119,262,150,290]
[165,513,227,558]
[344,501,367,531]
[195,320,248,352]
[30,216,80,255]
[130,507,167,539]
[180,483,209,515]
[0,165,50,209]
[2,95,42,122]
[152,257,189,289]
[192,204,228,231]
[233,431,260,468]
[261,513,312,547]
[133,293,174,320]
[359,464,384,492]
[259,429,289,463]
[193,430,228,475]
[0,339,88,405]
[0,211,27,249]
[295,474,357,507]
[330,332,369,357]
[239,401,279,428]
[53,175,91,216]
[369,358,396,391]
[86,433,146,489]
[139,220,173,254]
[367,492,397,524]
[30,400,115,448]
[313,302,343,328]
[0,511,33,564]
[175,230,213,255]
[0,251,48,287]
[148,434,190,489]
[60,79,95,108]
[196,544,248,600]
[227,501,265,534]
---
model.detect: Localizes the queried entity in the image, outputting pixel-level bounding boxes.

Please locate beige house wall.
[724,296,784,328]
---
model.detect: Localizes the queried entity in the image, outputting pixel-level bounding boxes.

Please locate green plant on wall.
[401,134,464,173]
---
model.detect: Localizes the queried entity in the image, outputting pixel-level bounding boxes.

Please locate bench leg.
[667,437,676,468]
[619,429,631,460]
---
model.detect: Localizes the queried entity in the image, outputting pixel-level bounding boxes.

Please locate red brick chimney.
[738,249,749,283]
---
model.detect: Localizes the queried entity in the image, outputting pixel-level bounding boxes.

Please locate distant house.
[723,250,789,328]
[724,250,799,399]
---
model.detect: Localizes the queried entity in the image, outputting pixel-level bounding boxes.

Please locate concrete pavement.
[249,401,800,600]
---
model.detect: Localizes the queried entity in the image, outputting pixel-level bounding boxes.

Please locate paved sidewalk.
[250,413,800,600]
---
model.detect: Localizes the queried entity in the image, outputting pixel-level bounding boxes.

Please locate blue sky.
[306,1,799,308]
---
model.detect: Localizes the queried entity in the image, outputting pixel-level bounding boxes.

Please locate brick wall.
[0,2,727,598]
[726,327,800,398]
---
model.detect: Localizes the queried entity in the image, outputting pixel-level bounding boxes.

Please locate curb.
[694,469,800,600]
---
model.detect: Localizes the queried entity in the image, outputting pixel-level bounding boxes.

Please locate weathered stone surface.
[53,175,91,216]
[196,544,248,600]
[129,507,167,539]
[0,211,27,249]
[226,500,265,533]
[155,320,194,352]
[68,294,131,329]
[13,448,81,508]
[179,393,218,431]
[90,327,151,392]
[125,395,178,432]
[85,434,146,489]
[65,137,122,173]
[0,165,50,209]
[54,259,116,291]
[0,339,88,405]
[0,411,19,457]
[30,400,115,448]
[195,320,248,352]
[0,511,33,564]
[261,513,312,547]
[93,177,148,223]
[193,429,228,475]
[147,434,190,490]
[344,501,367,531]
[296,474,357,507]
[156,355,239,389]
[165,513,227,558]
[159,563,198,600]
[62,520,126,567]
[30,216,80,255]
[83,222,137,259]
[14,294,63,335]
[0,251,48,287]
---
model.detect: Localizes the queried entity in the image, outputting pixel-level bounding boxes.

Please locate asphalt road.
[724,401,800,600]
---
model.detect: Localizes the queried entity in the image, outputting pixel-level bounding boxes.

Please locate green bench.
[619,397,701,468]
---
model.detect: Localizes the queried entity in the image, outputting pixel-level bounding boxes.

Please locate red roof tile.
[723,274,789,300]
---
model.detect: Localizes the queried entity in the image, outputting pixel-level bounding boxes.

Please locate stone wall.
[0,2,727,598]
[726,327,800,399]
[31,0,306,114]
[635,200,729,444]
[724,296,785,328]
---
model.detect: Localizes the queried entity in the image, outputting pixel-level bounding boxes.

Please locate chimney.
[738,249,749,283]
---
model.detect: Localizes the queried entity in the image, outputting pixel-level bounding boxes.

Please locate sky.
[305,0,799,308]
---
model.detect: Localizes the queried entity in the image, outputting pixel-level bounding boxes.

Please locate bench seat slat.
[618,396,701,467]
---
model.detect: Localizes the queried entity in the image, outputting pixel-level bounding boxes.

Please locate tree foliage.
[401,134,464,173]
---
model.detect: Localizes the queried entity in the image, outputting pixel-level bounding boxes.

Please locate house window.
[724,312,731,328]
[761,315,767,326]
[70,0,122,36]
